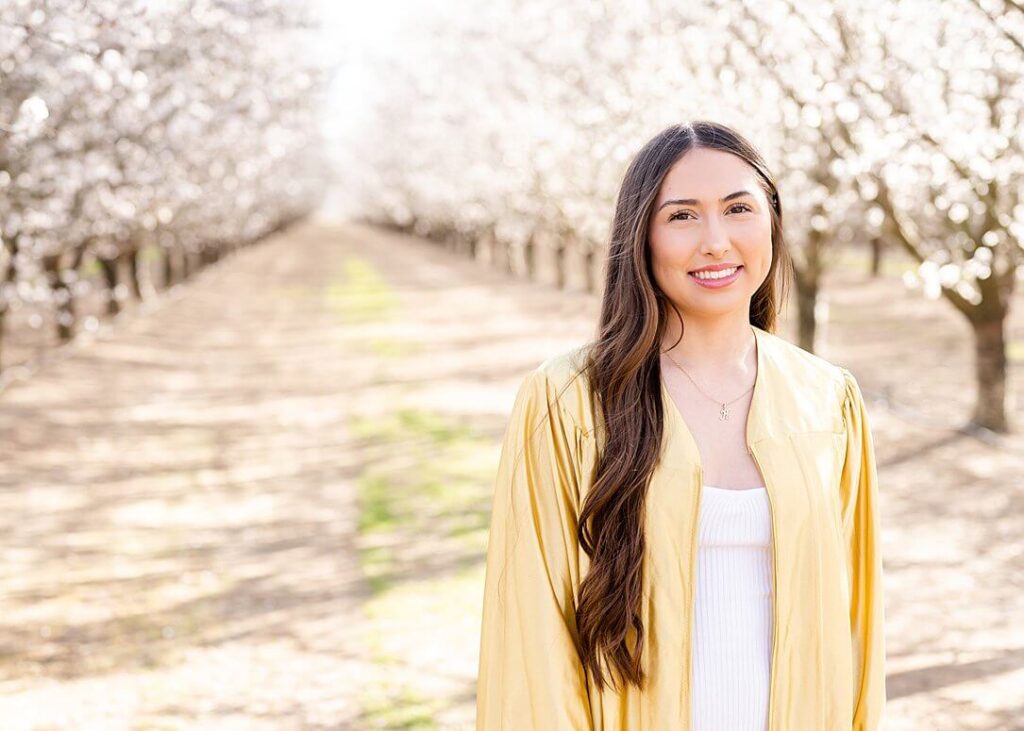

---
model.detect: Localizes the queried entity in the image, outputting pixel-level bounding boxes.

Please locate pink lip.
[688,265,742,289]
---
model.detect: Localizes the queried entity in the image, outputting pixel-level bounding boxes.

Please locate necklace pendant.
[719,403,730,421]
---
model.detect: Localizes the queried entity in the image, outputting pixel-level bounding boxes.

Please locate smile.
[688,265,742,288]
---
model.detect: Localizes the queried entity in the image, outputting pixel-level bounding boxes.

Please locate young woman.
[476,121,886,730]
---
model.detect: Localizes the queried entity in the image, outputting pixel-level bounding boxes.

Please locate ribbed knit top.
[691,484,774,731]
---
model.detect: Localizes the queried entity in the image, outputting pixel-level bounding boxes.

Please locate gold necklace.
[663,350,755,421]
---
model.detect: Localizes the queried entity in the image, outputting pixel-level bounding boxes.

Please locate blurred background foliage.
[332,0,1024,433]
[0,0,330,375]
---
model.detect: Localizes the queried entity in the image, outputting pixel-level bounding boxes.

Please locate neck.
[660,314,756,372]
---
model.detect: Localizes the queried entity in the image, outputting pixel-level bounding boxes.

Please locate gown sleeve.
[839,368,887,730]
[475,368,594,731]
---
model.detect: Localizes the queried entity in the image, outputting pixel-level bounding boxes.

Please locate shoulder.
[518,343,595,432]
[534,343,591,384]
[757,327,850,405]
[757,327,860,430]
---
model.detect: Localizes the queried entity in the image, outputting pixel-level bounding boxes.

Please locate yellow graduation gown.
[476,325,886,730]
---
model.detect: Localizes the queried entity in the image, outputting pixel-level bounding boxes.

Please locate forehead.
[657,147,760,202]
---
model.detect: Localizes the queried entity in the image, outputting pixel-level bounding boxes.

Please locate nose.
[700,214,731,256]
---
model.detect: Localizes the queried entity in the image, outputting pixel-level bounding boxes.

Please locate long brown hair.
[575,121,793,692]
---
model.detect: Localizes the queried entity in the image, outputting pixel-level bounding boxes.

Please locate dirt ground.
[1,219,1022,729]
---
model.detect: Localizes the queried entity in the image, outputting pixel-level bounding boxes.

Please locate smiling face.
[648,146,774,321]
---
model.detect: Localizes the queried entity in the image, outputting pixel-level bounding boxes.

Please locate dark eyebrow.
[657,190,754,211]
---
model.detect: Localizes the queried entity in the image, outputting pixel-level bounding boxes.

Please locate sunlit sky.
[314,0,453,216]
[315,1,446,146]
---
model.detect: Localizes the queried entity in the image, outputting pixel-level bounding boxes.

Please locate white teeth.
[691,266,738,280]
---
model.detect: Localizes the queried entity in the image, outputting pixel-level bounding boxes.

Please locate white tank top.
[691,484,774,731]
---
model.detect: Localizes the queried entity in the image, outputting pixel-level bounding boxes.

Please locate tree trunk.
[794,225,826,353]
[552,241,567,289]
[99,257,121,315]
[582,246,597,294]
[503,240,516,274]
[477,231,492,265]
[523,235,537,279]
[869,237,883,277]
[457,234,470,258]
[490,236,506,273]
[0,304,6,372]
[127,250,144,300]
[183,249,201,279]
[794,277,818,353]
[188,248,197,278]
[969,316,1009,432]
[161,248,174,288]
[1,236,16,368]
[43,256,76,342]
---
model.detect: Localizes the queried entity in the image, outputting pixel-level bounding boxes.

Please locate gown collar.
[658,324,771,471]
